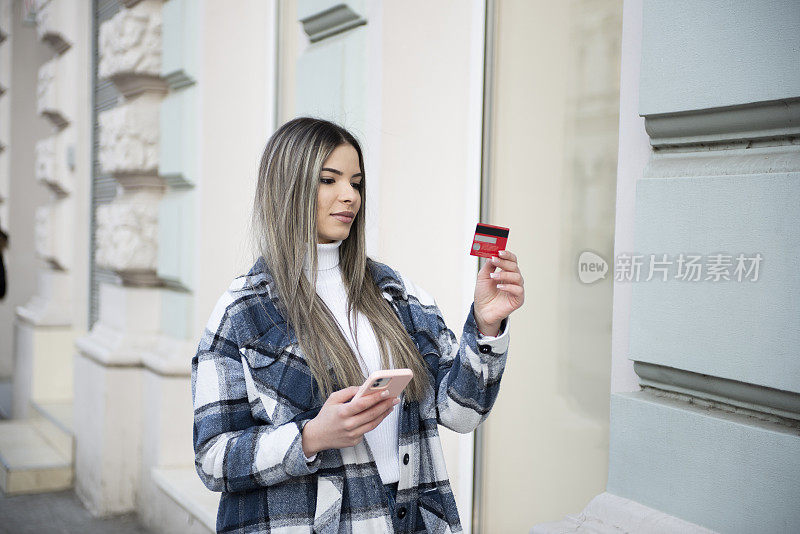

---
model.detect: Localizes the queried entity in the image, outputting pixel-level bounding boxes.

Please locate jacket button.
[403,453,409,465]
[478,344,491,354]
[403,401,410,411]
[397,507,406,519]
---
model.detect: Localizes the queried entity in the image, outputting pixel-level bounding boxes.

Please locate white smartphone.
[352,369,413,402]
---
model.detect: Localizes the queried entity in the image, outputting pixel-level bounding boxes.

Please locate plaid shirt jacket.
[192,256,510,533]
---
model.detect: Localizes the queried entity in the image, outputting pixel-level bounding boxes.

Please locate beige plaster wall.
[377,1,485,527]
[193,0,277,339]
[478,0,622,530]
[277,0,485,526]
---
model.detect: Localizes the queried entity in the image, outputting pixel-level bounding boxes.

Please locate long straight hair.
[249,117,429,402]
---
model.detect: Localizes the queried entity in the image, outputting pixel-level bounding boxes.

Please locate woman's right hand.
[301,385,400,457]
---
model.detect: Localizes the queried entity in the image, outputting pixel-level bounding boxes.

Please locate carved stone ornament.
[35,136,72,195]
[98,95,160,175]
[95,189,161,283]
[35,137,55,184]
[37,58,69,128]
[34,201,71,270]
[35,0,72,54]
[98,0,166,97]
[34,205,53,260]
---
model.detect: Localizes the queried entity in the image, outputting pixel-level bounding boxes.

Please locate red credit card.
[470,223,509,258]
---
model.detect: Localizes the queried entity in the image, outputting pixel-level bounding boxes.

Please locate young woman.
[192,117,524,533]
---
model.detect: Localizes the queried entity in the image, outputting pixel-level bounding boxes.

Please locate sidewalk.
[0,489,151,534]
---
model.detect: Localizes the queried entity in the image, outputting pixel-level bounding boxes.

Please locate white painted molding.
[15,270,74,326]
[531,492,718,534]
[35,0,73,54]
[74,283,163,366]
[74,322,154,366]
[299,3,366,43]
[98,94,160,175]
[141,335,193,377]
[644,98,800,147]
[98,0,166,98]
[644,142,800,178]
[95,189,162,281]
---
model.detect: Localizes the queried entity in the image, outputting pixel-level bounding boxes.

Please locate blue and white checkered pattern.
[192,256,510,533]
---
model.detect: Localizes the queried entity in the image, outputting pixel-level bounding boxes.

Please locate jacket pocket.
[239,347,278,369]
[418,488,451,534]
[239,344,279,369]
[313,474,343,534]
[240,339,317,425]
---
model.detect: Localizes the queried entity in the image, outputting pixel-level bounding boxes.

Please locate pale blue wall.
[629,173,800,393]
[608,0,800,530]
[295,0,368,137]
[608,392,800,533]
[640,0,800,114]
[158,0,200,338]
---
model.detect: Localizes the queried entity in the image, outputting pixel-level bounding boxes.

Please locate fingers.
[342,389,392,416]
[329,386,359,404]
[351,403,397,437]
[490,255,519,272]
[498,249,517,262]
[495,282,524,298]
[478,258,494,277]
[349,396,399,428]
[489,270,524,286]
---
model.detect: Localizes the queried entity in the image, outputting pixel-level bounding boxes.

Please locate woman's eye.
[351,182,363,190]
[320,178,335,184]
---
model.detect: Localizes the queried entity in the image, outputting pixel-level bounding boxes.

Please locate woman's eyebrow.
[321,167,363,178]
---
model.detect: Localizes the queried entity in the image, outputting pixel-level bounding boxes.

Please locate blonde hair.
[249,117,429,402]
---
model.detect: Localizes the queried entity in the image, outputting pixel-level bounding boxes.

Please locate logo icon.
[578,251,608,284]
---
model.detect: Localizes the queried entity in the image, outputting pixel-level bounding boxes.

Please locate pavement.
[0,489,152,534]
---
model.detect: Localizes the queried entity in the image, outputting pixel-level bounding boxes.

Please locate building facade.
[0,1,796,533]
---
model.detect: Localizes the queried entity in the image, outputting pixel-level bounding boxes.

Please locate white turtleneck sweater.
[302,240,401,485]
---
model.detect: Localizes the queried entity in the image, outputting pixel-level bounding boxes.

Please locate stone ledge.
[151,466,218,533]
[30,399,74,460]
[0,420,72,495]
[531,492,717,534]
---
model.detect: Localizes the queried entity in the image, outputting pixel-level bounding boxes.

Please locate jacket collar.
[241,256,409,352]
[246,255,408,299]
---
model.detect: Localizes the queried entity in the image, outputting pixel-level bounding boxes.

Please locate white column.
[73,0,167,516]
[13,0,89,419]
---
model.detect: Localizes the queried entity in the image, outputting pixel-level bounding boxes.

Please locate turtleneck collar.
[304,240,342,272]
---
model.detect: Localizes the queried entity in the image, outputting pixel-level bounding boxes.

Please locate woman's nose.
[339,184,357,203]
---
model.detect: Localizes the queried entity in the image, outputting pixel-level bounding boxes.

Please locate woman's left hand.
[474,249,525,336]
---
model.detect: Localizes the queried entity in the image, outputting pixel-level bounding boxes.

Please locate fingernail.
[490,272,498,279]
[392,398,400,405]
[381,390,389,398]
[492,256,499,263]
[499,250,508,257]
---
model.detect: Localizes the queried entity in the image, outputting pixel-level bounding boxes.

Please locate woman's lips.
[332,214,354,223]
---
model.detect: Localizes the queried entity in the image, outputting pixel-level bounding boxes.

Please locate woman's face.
[316,143,363,244]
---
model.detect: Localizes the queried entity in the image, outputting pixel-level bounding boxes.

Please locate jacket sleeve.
[191,291,321,493]
[402,277,510,434]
